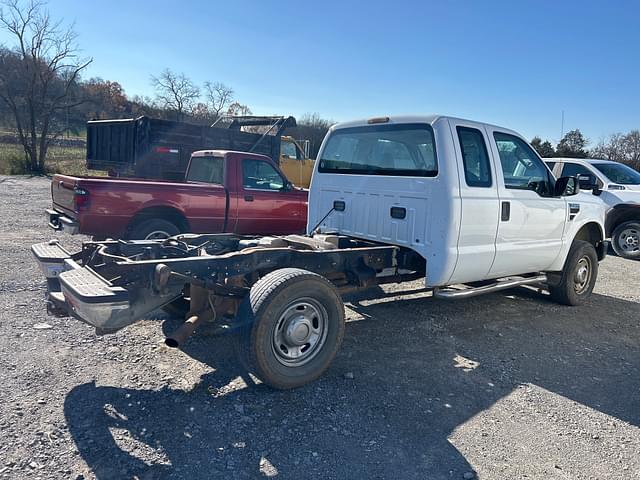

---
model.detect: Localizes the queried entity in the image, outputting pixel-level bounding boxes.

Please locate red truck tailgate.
[51,174,78,217]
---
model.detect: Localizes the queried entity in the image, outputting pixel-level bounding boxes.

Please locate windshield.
[318,123,437,176]
[281,141,298,159]
[593,163,640,185]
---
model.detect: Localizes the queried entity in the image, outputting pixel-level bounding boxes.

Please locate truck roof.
[329,114,523,137]
[548,157,620,166]
[190,149,271,160]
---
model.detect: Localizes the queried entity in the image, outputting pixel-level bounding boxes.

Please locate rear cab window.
[457,126,492,187]
[318,123,437,176]
[186,156,224,184]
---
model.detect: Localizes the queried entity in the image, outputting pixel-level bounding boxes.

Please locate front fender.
[605,203,640,237]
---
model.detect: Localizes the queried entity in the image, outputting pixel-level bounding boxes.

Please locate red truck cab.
[48,151,308,239]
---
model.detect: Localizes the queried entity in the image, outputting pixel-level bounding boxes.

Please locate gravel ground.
[0,175,639,480]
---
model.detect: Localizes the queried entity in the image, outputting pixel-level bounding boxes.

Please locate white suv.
[546,158,640,259]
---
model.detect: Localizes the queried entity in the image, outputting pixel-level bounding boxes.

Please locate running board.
[433,274,547,300]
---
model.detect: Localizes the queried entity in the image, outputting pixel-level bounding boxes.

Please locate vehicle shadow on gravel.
[64,288,640,479]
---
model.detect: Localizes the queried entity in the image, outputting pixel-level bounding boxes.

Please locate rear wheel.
[548,240,598,306]
[611,221,640,259]
[236,268,345,389]
[127,218,180,240]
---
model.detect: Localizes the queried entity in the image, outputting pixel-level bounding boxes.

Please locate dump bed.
[86,116,284,180]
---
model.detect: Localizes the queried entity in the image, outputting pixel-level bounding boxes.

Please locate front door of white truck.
[485,129,567,277]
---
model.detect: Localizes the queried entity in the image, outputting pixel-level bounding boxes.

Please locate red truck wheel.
[127,219,180,240]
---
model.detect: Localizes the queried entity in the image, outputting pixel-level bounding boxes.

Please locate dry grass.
[0,142,103,176]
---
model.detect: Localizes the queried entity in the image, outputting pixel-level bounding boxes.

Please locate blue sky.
[2,0,639,144]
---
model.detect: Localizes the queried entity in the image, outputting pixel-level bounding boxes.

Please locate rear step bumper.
[31,241,179,334]
[31,240,71,278]
[46,209,79,234]
[433,274,547,299]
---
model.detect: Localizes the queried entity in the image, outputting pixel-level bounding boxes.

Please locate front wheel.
[611,221,640,260]
[236,268,345,389]
[547,240,598,306]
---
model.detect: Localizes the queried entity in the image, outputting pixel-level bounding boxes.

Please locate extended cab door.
[183,154,228,232]
[448,119,500,282]
[233,158,305,235]
[485,129,567,277]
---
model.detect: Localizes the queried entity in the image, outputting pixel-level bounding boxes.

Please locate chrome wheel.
[574,255,592,295]
[616,226,640,254]
[272,298,328,366]
[145,230,171,240]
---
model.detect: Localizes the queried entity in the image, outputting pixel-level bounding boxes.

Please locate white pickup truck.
[32,115,606,389]
[545,157,640,259]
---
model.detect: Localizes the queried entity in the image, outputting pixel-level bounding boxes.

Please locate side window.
[493,132,552,196]
[185,156,224,184]
[561,162,592,177]
[457,127,492,187]
[242,159,285,191]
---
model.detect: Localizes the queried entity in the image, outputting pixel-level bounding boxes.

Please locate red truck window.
[242,159,285,191]
[186,156,224,184]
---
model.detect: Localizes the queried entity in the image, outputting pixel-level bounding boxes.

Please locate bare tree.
[0,0,92,173]
[591,131,640,170]
[623,130,640,170]
[226,101,252,117]
[151,69,199,121]
[591,133,626,162]
[203,81,233,122]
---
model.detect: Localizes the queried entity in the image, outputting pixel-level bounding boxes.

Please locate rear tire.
[548,240,598,306]
[611,221,640,259]
[236,268,345,389]
[127,218,180,240]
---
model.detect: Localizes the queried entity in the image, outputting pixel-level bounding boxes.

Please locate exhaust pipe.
[164,283,213,348]
[165,313,208,348]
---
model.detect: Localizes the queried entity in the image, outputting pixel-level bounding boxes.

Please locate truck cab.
[279,136,314,188]
[308,115,606,286]
[545,157,640,259]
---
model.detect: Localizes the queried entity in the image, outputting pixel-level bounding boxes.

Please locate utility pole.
[560,110,565,139]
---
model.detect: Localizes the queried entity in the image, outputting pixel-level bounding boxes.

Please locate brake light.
[367,116,390,124]
[73,187,90,210]
[154,147,179,154]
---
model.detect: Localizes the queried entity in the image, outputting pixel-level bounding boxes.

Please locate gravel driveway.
[0,175,638,480]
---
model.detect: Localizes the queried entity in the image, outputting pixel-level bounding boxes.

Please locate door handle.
[501,201,511,221]
[244,195,254,202]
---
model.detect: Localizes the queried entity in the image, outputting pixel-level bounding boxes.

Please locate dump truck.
[86,115,314,187]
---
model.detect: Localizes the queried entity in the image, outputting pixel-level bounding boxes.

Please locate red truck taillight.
[73,187,90,210]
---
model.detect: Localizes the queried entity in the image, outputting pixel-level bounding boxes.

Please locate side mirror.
[555,176,580,196]
[282,181,294,191]
[578,174,602,195]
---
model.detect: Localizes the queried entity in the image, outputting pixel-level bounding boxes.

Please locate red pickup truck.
[47,150,308,239]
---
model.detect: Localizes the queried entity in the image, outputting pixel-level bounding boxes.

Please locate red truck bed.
[49,150,308,239]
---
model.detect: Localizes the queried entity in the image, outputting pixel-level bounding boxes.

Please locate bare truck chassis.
[32,233,545,389]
